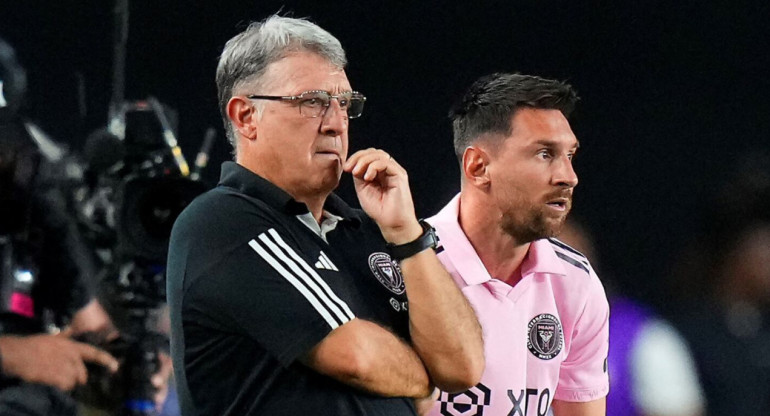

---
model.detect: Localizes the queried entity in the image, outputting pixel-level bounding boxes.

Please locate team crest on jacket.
[527,313,563,360]
[368,252,405,294]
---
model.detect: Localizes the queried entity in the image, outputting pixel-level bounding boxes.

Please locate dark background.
[2,0,769,308]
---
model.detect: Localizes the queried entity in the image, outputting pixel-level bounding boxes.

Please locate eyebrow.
[533,139,581,149]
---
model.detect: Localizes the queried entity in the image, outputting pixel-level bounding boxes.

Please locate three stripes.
[248,228,354,329]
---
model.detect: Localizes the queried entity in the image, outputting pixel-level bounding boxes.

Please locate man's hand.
[0,331,119,392]
[344,148,484,393]
[343,148,422,244]
[69,299,120,342]
[152,351,174,411]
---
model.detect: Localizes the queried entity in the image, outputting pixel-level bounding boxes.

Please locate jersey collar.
[218,161,362,225]
[428,194,567,287]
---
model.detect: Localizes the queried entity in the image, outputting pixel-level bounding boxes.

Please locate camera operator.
[0,36,123,415]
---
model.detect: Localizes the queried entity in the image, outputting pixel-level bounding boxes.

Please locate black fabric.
[0,117,92,333]
[0,383,77,416]
[167,162,416,416]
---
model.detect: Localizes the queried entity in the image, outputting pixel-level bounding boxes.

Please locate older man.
[426,73,610,416]
[166,15,483,416]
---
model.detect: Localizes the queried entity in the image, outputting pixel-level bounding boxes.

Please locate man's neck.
[458,193,530,285]
[237,159,330,224]
[296,195,328,223]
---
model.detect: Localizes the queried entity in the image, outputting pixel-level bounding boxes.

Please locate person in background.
[1,35,170,416]
[0,36,119,416]
[669,153,770,416]
[559,219,705,416]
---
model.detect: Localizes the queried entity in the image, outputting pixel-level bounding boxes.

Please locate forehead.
[507,108,577,148]
[261,51,351,94]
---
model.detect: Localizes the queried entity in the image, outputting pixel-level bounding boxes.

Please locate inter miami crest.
[368,252,405,294]
[527,313,564,360]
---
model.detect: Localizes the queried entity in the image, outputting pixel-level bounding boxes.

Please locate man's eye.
[338,98,350,108]
[537,150,551,159]
[302,97,326,107]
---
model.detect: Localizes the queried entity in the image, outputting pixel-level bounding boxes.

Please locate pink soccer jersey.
[426,195,609,416]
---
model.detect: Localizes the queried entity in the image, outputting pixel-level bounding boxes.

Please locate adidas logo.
[314,251,338,271]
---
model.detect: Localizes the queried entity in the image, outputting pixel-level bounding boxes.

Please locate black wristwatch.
[386,220,438,261]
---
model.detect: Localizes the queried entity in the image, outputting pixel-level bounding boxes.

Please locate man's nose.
[319,100,347,136]
[553,156,578,188]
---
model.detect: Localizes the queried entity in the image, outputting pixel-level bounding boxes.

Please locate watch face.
[426,226,438,249]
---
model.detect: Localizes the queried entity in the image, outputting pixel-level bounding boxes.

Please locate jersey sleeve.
[554,267,610,402]
[183,223,356,367]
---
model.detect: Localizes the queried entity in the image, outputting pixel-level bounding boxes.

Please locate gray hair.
[216,14,347,154]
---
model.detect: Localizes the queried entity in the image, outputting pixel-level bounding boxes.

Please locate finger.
[344,148,389,171]
[343,148,377,169]
[75,358,89,387]
[348,150,384,174]
[349,151,393,177]
[57,326,74,338]
[152,373,164,388]
[55,373,76,392]
[77,342,120,372]
[158,352,173,378]
[363,160,393,181]
[348,157,388,181]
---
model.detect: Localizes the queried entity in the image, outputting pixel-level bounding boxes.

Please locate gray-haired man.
[167,15,483,416]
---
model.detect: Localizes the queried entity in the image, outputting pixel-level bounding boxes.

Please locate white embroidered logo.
[314,250,338,271]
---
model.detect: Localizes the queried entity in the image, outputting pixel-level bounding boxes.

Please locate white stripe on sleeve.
[265,229,354,320]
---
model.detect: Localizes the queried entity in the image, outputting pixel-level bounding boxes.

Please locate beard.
[499,190,571,244]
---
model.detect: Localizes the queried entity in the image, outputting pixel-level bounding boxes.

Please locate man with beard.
[425,73,609,416]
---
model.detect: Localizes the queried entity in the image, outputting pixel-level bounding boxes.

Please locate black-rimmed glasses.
[247,90,367,119]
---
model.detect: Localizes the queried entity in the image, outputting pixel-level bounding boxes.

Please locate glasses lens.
[298,91,331,118]
[347,93,366,119]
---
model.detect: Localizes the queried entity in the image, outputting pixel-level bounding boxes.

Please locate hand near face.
[343,148,422,244]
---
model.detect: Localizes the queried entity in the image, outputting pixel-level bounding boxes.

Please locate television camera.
[72,98,210,415]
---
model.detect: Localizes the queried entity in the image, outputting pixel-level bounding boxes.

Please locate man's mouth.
[545,198,570,211]
[315,149,340,158]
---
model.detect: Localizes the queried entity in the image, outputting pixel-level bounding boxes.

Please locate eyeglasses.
[247,90,367,119]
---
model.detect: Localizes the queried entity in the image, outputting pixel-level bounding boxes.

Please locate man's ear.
[462,146,492,189]
[226,96,258,140]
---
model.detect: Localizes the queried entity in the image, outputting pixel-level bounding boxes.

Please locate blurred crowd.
[560,151,770,416]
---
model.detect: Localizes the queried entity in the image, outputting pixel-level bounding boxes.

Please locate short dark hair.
[449,73,579,161]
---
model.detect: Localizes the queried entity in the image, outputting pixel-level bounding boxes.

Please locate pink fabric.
[10,292,35,318]
[426,195,609,416]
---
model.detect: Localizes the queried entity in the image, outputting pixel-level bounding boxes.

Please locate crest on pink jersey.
[527,313,564,360]
[368,252,405,294]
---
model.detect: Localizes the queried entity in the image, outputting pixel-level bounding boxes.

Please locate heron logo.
[527,313,563,360]
[368,252,405,295]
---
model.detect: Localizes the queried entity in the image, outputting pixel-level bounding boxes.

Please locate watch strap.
[386,220,438,261]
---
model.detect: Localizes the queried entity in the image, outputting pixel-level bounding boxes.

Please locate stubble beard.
[500,199,570,244]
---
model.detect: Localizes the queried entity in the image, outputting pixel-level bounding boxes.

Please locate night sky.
[2,0,769,307]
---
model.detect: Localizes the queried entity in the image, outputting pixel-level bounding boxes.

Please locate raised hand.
[343,148,422,244]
